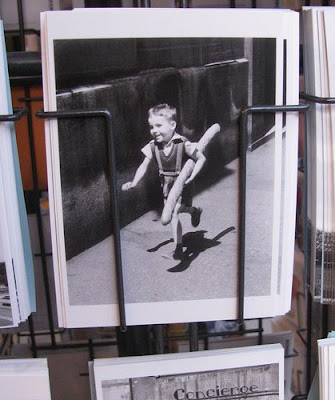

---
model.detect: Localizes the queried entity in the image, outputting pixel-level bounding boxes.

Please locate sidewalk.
[68,138,276,306]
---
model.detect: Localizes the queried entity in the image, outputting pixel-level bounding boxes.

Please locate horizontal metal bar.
[241,103,311,117]
[33,339,117,352]
[0,107,28,122]
[300,92,335,104]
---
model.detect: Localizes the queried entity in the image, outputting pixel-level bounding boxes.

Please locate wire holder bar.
[35,108,127,333]
[0,107,28,121]
[239,103,310,326]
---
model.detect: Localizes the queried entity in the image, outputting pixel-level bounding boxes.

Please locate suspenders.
[152,139,184,177]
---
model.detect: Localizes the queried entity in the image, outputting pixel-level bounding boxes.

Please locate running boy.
[122,104,206,260]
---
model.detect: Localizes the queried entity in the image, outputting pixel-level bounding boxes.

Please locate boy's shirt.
[141,133,197,161]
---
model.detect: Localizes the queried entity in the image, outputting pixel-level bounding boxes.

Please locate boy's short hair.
[148,103,177,122]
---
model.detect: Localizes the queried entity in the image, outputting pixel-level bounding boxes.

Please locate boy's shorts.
[162,176,193,207]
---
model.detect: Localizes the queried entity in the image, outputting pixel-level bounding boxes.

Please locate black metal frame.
[0,107,28,122]
[3,1,332,399]
[239,103,310,325]
[35,109,127,333]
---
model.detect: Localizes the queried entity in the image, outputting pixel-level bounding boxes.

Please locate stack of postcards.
[302,7,335,304]
[176,330,294,399]
[0,21,36,328]
[41,7,299,328]
[89,344,284,400]
[317,333,335,400]
[0,358,51,400]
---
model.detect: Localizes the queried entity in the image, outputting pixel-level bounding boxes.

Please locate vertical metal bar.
[155,325,164,354]
[175,0,187,7]
[103,111,127,332]
[88,338,95,361]
[303,108,310,288]
[189,323,198,352]
[28,315,38,357]
[303,104,312,392]
[239,109,248,326]
[306,292,312,391]
[322,304,329,338]
[141,0,150,7]
[258,318,263,344]
[35,110,127,331]
[240,104,310,329]
[25,90,57,348]
[16,0,25,51]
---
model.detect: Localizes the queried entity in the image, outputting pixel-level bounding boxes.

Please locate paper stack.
[302,7,335,303]
[317,332,335,400]
[0,20,36,328]
[41,8,299,328]
[89,344,284,400]
[0,358,51,400]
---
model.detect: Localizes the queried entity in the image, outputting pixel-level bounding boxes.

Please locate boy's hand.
[122,181,133,191]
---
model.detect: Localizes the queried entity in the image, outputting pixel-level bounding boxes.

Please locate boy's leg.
[170,203,184,259]
[179,205,203,227]
[179,185,202,227]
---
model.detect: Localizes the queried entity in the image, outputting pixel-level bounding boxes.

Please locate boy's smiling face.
[149,115,176,145]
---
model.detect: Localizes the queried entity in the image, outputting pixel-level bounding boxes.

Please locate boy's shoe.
[191,207,202,227]
[162,245,184,261]
[173,244,184,260]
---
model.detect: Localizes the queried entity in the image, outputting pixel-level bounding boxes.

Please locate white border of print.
[41,8,299,327]
[92,345,284,400]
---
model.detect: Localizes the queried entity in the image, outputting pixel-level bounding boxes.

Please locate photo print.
[90,344,284,400]
[41,8,299,327]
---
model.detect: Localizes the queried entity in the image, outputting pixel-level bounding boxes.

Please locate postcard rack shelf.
[2,97,309,400]
[3,2,335,399]
[23,102,308,358]
[33,105,273,343]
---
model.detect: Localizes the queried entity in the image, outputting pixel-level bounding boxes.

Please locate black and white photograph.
[102,365,280,400]
[90,344,284,400]
[41,8,299,327]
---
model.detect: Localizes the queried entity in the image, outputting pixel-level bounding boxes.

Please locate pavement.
[67,136,277,306]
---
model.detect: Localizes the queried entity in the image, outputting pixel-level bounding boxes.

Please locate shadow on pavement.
[147,238,173,253]
[164,226,236,273]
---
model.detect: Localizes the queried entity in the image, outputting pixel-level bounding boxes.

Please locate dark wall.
[251,38,276,143]
[54,37,244,91]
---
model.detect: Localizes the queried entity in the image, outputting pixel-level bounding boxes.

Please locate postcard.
[41,8,299,327]
[91,345,284,400]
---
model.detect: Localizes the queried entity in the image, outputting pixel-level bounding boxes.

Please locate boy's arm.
[122,156,151,191]
[185,148,206,186]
